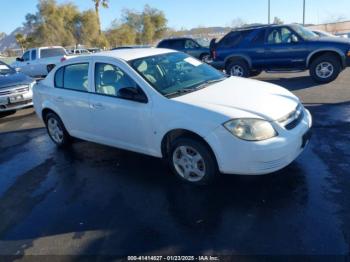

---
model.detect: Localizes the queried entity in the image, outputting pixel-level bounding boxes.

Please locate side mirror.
[291,35,299,43]
[119,87,148,103]
[16,57,24,62]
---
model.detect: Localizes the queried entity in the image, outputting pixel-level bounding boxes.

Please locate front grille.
[0,85,29,96]
[278,104,304,130]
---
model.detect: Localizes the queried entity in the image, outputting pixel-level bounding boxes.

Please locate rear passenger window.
[252,30,266,45]
[54,67,64,88]
[54,63,89,92]
[219,32,242,48]
[158,41,169,48]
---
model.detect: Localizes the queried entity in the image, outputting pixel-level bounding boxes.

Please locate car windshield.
[0,62,14,75]
[130,52,226,97]
[291,25,317,40]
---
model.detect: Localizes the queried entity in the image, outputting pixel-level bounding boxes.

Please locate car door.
[249,29,267,70]
[264,26,308,70]
[52,61,93,140]
[89,58,155,155]
[17,50,31,75]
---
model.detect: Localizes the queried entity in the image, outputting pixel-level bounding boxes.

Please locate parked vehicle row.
[33,48,312,185]
[208,24,350,83]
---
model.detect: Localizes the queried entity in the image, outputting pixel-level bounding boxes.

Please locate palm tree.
[93,0,109,34]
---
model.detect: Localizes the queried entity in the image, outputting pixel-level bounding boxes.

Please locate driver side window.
[94,63,139,97]
[268,27,299,44]
[22,51,30,62]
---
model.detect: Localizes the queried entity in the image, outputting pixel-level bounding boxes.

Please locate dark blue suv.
[210,24,350,83]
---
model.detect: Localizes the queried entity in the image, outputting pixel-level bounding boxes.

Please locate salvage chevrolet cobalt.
[33,49,312,185]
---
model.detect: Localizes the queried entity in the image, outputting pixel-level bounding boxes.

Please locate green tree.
[121,5,167,45]
[15,33,27,52]
[92,0,109,34]
[106,24,136,47]
[273,17,284,25]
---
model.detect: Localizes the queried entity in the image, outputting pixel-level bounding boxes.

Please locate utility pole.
[268,0,271,24]
[303,0,306,26]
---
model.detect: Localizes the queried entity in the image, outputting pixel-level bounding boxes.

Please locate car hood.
[173,77,300,121]
[0,72,33,89]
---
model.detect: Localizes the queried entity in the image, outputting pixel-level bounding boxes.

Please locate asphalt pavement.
[0,70,349,258]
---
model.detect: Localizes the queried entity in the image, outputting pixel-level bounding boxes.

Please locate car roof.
[73,48,177,62]
[160,38,192,41]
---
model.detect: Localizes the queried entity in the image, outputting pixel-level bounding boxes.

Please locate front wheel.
[226,60,250,78]
[310,54,341,83]
[45,112,71,147]
[169,138,218,185]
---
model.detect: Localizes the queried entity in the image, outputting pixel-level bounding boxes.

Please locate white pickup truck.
[11,46,69,77]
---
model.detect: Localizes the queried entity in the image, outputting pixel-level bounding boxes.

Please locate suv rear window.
[41,48,66,58]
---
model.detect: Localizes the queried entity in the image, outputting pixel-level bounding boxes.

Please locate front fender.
[306,48,346,67]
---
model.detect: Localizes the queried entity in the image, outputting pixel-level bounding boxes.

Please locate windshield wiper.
[165,77,227,98]
[187,77,227,91]
[164,88,197,98]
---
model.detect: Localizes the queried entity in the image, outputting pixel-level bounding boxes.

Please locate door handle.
[91,103,104,110]
[55,97,64,102]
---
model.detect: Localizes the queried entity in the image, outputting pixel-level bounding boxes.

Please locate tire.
[250,69,262,77]
[169,137,218,185]
[226,60,250,78]
[310,54,341,83]
[200,53,211,63]
[45,112,71,147]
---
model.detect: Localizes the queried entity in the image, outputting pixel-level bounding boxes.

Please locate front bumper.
[205,109,313,175]
[0,89,33,112]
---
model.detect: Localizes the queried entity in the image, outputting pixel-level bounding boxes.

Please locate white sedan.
[33,48,312,185]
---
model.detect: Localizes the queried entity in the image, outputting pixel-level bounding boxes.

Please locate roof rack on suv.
[231,24,278,32]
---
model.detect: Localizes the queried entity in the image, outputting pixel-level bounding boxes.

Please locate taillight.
[60,56,67,63]
[212,50,217,60]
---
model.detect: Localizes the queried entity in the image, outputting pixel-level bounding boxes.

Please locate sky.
[1,0,350,34]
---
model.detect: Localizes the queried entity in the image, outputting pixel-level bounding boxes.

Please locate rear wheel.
[226,60,250,78]
[45,112,71,147]
[310,54,341,83]
[169,138,218,185]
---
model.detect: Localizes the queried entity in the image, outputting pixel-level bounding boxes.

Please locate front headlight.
[223,118,277,141]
